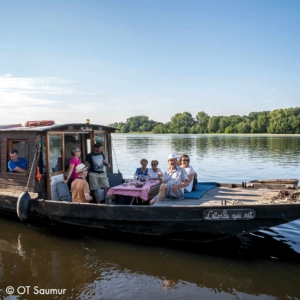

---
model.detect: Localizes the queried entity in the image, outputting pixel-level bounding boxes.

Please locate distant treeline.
[108,107,300,134]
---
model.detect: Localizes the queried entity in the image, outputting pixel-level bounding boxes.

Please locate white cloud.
[270,87,278,91]
[0,74,98,116]
[0,91,56,107]
[0,74,196,125]
[0,76,64,110]
[0,74,95,125]
[0,76,75,96]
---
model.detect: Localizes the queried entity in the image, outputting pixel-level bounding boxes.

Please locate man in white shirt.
[150,154,189,205]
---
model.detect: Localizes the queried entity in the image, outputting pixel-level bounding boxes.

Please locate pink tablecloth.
[107,180,159,201]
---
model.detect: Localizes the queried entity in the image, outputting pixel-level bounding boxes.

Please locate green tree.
[250,120,259,133]
[207,116,220,133]
[257,111,270,133]
[219,117,230,133]
[195,111,210,133]
[235,122,250,133]
[108,107,300,134]
[152,122,170,133]
[169,112,195,134]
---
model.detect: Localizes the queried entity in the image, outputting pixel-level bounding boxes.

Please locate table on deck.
[107,180,160,204]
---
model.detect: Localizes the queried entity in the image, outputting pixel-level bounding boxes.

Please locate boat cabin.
[0,121,117,200]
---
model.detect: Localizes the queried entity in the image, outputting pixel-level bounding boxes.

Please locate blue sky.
[0,0,299,125]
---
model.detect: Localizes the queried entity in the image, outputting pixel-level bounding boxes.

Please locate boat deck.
[1,186,298,209]
[154,186,290,206]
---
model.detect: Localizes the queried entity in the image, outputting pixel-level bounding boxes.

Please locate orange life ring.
[25,120,55,127]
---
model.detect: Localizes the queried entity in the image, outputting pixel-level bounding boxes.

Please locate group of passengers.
[63,142,110,204]
[8,142,110,204]
[135,154,197,205]
[135,158,162,179]
[8,146,197,205]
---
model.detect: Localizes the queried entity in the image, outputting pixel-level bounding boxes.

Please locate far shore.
[111,132,300,136]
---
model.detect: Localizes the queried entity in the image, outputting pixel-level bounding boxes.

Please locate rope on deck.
[260,190,300,204]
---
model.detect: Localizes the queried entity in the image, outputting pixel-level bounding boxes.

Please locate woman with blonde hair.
[179,154,197,192]
[148,160,162,179]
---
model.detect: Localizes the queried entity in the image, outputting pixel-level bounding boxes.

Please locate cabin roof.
[0,123,118,132]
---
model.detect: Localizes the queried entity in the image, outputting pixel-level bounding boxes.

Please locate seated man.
[71,163,93,203]
[150,153,189,205]
[8,149,27,173]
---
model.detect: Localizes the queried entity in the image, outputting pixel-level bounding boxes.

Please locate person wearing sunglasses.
[179,154,197,193]
[148,160,162,180]
[64,147,82,184]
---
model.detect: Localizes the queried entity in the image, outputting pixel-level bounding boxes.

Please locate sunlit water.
[111,134,300,183]
[1,134,300,299]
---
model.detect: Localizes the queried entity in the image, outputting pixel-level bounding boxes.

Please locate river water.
[1,134,300,299]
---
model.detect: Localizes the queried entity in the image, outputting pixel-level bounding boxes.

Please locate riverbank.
[112,132,300,136]
[108,107,300,135]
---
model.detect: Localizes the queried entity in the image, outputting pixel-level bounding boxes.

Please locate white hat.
[76,163,89,173]
[168,153,177,159]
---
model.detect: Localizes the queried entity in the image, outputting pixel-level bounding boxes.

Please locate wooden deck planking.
[154,187,281,206]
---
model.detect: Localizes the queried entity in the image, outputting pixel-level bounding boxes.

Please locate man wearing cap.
[85,142,110,203]
[150,153,189,205]
[71,163,93,203]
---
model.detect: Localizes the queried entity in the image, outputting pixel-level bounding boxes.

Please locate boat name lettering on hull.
[203,209,256,221]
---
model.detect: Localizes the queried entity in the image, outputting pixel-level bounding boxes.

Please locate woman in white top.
[148,160,162,180]
[179,154,196,193]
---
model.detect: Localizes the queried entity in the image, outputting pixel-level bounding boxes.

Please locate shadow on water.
[43,216,300,261]
[1,216,300,299]
[3,213,300,261]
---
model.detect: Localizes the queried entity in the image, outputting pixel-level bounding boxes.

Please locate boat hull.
[1,196,300,241]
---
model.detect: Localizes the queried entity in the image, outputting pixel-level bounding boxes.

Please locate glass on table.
[123,178,132,186]
[140,175,146,182]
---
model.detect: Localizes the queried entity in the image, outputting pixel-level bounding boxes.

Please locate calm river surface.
[1,134,300,300]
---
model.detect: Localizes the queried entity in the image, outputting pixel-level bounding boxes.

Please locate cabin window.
[49,134,63,174]
[7,140,28,172]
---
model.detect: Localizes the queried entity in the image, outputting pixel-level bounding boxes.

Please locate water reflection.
[112,134,300,182]
[0,217,300,299]
[1,134,300,299]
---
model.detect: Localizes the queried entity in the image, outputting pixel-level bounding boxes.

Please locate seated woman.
[148,160,162,180]
[135,158,149,176]
[179,154,197,193]
[64,147,82,184]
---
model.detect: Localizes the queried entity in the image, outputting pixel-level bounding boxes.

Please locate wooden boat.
[0,122,300,242]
